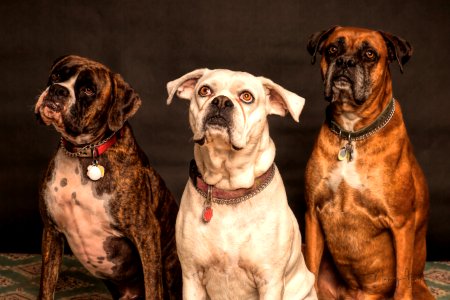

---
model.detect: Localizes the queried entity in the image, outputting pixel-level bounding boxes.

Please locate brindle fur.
[37,56,181,299]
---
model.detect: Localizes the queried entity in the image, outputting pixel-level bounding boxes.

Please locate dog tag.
[338,147,347,161]
[87,163,105,181]
[346,143,354,162]
[202,206,213,223]
[337,142,354,162]
[202,185,213,223]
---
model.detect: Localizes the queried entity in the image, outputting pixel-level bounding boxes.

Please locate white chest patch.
[340,113,361,131]
[328,144,363,192]
[45,151,121,277]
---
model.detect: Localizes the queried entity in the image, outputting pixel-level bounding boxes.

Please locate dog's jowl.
[167,69,317,299]
[35,55,181,300]
[305,26,434,300]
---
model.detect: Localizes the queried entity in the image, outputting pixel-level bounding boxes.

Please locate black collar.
[327,98,396,141]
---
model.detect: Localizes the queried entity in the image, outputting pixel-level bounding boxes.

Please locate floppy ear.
[166,68,209,104]
[259,77,305,123]
[378,31,413,73]
[307,26,338,64]
[108,73,142,131]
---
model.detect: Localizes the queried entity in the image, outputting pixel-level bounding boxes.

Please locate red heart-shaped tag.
[203,206,213,223]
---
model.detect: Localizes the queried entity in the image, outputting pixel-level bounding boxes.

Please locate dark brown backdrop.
[0,0,448,260]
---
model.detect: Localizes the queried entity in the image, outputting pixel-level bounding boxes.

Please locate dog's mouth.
[39,97,65,122]
[194,135,243,151]
[35,91,67,130]
[332,75,353,88]
[195,115,243,151]
[42,98,64,113]
[205,115,229,128]
[325,73,355,103]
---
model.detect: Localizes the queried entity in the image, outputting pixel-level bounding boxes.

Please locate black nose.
[49,84,69,98]
[336,56,356,68]
[211,96,234,109]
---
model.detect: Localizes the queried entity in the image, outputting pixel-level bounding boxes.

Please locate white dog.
[167,68,317,299]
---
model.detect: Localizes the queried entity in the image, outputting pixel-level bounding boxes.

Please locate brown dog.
[304,27,434,299]
[35,55,181,299]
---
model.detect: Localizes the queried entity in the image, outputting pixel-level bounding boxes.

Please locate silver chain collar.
[59,131,118,158]
[194,164,276,205]
[329,98,396,142]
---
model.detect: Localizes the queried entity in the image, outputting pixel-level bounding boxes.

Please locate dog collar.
[189,160,276,222]
[327,98,396,161]
[60,129,123,181]
[60,131,120,158]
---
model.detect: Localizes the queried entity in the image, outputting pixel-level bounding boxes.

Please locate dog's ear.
[307,26,338,64]
[108,73,142,131]
[166,68,209,104]
[259,77,305,123]
[378,31,413,73]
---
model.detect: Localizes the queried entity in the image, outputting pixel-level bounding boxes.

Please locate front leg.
[38,225,64,300]
[257,279,283,300]
[133,218,164,300]
[305,208,324,291]
[391,217,415,300]
[181,270,208,300]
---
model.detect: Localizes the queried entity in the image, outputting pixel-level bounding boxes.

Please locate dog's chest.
[177,174,302,297]
[314,143,389,227]
[44,152,121,277]
[195,212,264,297]
[180,197,264,265]
[327,144,363,193]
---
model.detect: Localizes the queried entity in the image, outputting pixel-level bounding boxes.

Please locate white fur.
[56,75,78,107]
[177,169,316,300]
[44,150,122,277]
[327,114,364,192]
[167,69,316,299]
[168,69,305,190]
[328,143,363,192]
[340,113,361,131]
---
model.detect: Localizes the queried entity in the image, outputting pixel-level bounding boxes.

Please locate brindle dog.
[35,55,181,299]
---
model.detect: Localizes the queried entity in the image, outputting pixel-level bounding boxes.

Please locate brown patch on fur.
[60,178,67,187]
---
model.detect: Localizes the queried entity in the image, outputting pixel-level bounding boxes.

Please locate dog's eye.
[198,86,212,97]
[50,73,60,83]
[364,50,376,60]
[328,46,338,55]
[81,87,95,97]
[239,91,254,104]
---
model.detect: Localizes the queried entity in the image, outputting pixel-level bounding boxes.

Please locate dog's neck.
[193,124,275,190]
[60,128,123,158]
[59,126,114,147]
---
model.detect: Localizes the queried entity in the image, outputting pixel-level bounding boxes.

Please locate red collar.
[60,129,123,158]
[189,160,276,205]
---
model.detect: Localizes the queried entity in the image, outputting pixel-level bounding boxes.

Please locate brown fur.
[305,27,434,300]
